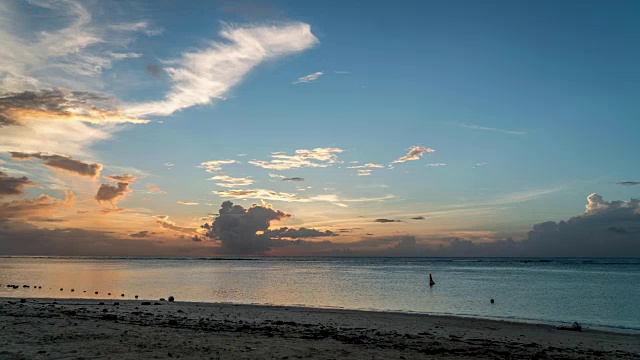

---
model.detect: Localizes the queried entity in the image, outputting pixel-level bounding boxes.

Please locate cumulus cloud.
[197,201,336,255]
[0,171,36,198]
[209,174,254,188]
[391,146,435,165]
[124,23,318,117]
[292,71,323,84]
[0,90,147,125]
[94,175,133,207]
[249,147,343,170]
[199,160,239,173]
[10,152,103,178]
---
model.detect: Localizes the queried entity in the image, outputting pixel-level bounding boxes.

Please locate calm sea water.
[1,257,638,333]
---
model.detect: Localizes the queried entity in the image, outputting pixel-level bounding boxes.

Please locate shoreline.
[2,297,638,359]
[2,293,638,335]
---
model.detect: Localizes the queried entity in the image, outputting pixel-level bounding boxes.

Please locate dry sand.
[1,297,638,359]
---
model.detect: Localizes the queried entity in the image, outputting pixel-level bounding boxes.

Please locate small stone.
[121,294,125,297]
[98,302,105,305]
[71,289,74,292]
[141,302,151,306]
[95,291,99,294]
[60,288,63,291]
[168,319,178,326]
[168,296,175,302]
[490,299,495,304]
[113,302,120,306]
[160,298,166,301]
[135,295,138,299]
[20,299,26,303]
[102,309,108,313]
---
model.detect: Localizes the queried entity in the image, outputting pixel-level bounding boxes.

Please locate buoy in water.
[429,274,435,287]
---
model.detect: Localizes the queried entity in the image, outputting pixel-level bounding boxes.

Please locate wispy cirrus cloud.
[615,181,640,186]
[427,163,447,167]
[177,201,199,206]
[292,71,323,84]
[459,123,527,135]
[209,174,254,188]
[249,147,343,170]
[391,146,435,165]
[125,23,318,117]
[214,189,305,203]
[348,163,384,169]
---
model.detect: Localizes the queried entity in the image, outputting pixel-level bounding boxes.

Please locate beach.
[1,298,638,359]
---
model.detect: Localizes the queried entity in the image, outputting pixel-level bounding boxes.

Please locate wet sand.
[1,297,638,359]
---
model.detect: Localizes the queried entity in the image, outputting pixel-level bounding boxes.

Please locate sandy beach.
[1,298,638,359]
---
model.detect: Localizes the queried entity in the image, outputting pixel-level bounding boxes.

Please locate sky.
[1,0,639,256]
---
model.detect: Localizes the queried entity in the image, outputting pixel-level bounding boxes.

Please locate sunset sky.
[1,0,639,256]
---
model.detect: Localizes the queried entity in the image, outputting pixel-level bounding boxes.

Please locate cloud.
[357,170,371,176]
[178,201,200,206]
[0,1,151,92]
[154,215,197,234]
[293,71,323,84]
[411,216,425,220]
[197,201,335,255]
[0,171,36,198]
[103,174,137,183]
[616,181,640,186]
[146,183,165,194]
[124,23,318,117]
[214,189,305,202]
[199,160,239,173]
[268,173,285,179]
[459,123,527,135]
[374,218,402,223]
[391,146,435,164]
[163,162,175,167]
[0,191,74,221]
[283,177,304,182]
[129,230,157,238]
[0,89,148,125]
[109,21,163,36]
[348,163,384,169]
[264,227,337,239]
[10,152,103,178]
[94,175,132,207]
[209,174,254,188]
[249,147,343,170]
[427,163,446,167]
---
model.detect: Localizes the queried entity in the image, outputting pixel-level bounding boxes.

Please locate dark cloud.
[410,216,425,220]
[282,177,304,182]
[95,181,130,207]
[616,181,640,186]
[263,227,337,239]
[104,174,137,183]
[0,191,73,221]
[145,64,164,78]
[0,171,36,198]
[374,218,402,223]
[197,201,336,255]
[10,152,103,178]
[129,230,157,238]
[0,221,206,256]
[0,89,146,125]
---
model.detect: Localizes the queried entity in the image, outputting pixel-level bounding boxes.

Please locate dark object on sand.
[113,302,119,306]
[108,293,111,295]
[102,314,118,320]
[102,309,108,313]
[168,296,175,302]
[154,302,161,305]
[557,322,582,332]
[135,295,139,299]
[95,291,99,294]
[490,299,495,304]
[429,274,435,287]
[160,298,166,301]
[23,285,29,288]
[20,299,26,303]
[121,294,125,297]
[98,302,105,305]
[38,286,41,289]
[141,302,151,305]
[71,289,74,292]
[60,288,63,291]
[168,319,178,326]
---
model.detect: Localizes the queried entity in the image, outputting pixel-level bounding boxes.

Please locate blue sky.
[1,0,639,256]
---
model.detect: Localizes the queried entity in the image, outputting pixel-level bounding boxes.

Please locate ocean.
[1,257,638,333]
